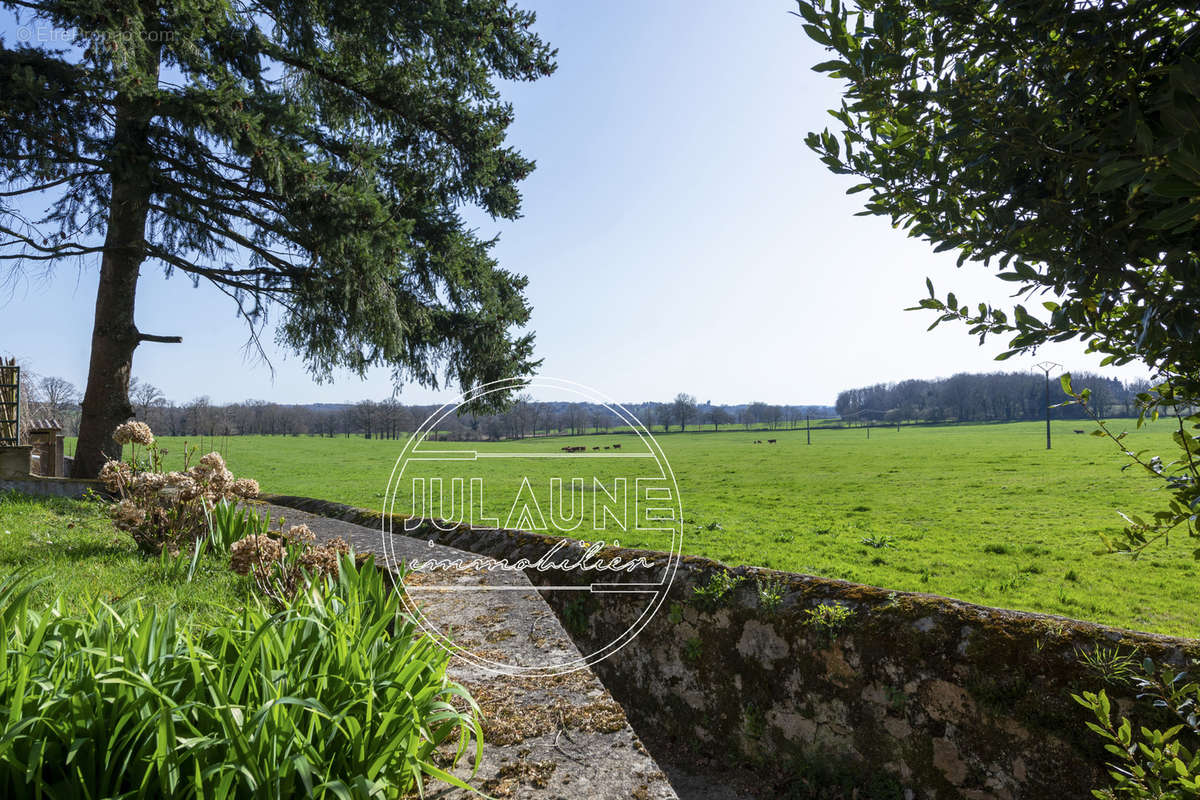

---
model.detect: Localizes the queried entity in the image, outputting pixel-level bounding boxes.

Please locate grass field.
[0,493,250,626]
[81,418,1199,636]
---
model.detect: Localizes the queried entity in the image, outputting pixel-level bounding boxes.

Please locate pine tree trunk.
[73,46,160,478]
[73,203,145,477]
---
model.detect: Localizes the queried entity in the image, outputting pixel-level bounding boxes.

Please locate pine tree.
[1,0,555,476]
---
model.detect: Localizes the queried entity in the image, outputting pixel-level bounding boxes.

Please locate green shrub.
[692,569,744,611]
[803,603,853,641]
[1075,660,1200,799]
[0,556,483,798]
[756,575,787,613]
[208,498,271,552]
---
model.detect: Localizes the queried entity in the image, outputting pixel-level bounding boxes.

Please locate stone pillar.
[28,423,64,477]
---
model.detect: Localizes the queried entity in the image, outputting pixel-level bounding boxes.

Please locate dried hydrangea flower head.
[229,534,285,576]
[299,538,350,579]
[196,452,226,473]
[159,471,201,502]
[131,472,167,494]
[109,499,146,530]
[231,478,260,499]
[97,460,132,492]
[112,421,154,447]
[283,524,315,545]
[189,452,235,501]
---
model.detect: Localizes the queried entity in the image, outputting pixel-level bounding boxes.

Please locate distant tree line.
[118,391,836,441]
[3,360,843,443]
[835,371,1151,424]
[19,360,1148,443]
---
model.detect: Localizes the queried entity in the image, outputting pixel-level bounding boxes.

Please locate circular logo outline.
[380,377,683,676]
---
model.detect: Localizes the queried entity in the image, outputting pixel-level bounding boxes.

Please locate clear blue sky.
[0,1,1149,406]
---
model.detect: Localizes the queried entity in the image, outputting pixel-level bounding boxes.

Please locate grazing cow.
[604,446,610,450]
[593,446,600,451]
[754,440,762,444]
[768,439,777,444]
[1074,429,1085,434]
[612,444,621,449]
[561,446,571,452]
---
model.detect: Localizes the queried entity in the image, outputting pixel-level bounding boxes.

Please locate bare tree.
[354,400,378,438]
[707,406,733,431]
[379,397,410,440]
[590,406,606,435]
[744,401,770,430]
[565,403,584,436]
[129,378,165,421]
[186,396,215,436]
[637,402,667,432]
[767,404,784,430]
[11,359,41,443]
[671,393,698,432]
[38,376,78,421]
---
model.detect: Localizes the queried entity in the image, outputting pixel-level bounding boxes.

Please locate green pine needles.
[0,556,483,798]
[1,0,556,475]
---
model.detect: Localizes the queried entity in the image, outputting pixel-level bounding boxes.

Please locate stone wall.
[0,446,31,479]
[0,475,101,499]
[262,494,1198,799]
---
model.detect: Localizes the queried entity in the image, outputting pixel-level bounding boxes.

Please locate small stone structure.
[28,419,65,477]
[263,493,1200,800]
[1,436,98,498]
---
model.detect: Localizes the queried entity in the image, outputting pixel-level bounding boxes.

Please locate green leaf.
[813,60,850,73]
[803,24,833,46]
[794,2,823,27]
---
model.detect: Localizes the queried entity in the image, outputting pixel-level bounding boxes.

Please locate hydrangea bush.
[230,524,352,608]
[98,423,259,555]
[101,423,358,607]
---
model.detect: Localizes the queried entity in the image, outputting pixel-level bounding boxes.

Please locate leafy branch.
[1058,373,1200,559]
[1075,660,1200,799]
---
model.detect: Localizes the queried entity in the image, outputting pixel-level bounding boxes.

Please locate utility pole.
[806,413,811,445]
[1034,361,1061,450]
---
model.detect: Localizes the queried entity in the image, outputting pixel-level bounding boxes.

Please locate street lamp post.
[1034,361,1062,450]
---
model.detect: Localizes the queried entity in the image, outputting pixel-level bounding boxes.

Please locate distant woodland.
[12,361,1148,442]
[835,371,1149,423]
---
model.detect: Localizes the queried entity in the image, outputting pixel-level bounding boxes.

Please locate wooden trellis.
[0,359,18,446]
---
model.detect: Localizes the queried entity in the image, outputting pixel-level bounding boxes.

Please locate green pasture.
[0,492,248,626]
[77,419,1200,636]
